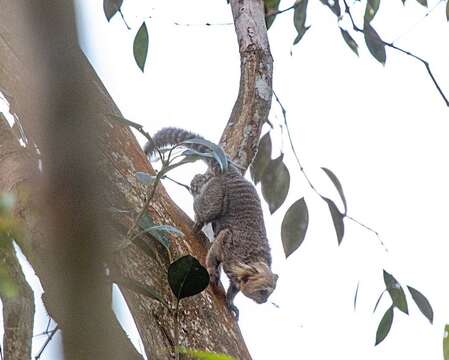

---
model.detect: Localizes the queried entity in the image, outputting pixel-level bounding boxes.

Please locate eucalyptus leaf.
[148,225,184,237]
[321,167,347,214]
[293,0,310,45]
[103,0,123,21]
[137,213,171,251]
[182,138,228,172]
[136,171,156,185]
[261,154,290,214]
[415,0,427,6]
[364,23,386,65]
[250,132,272,185]
[0,193,15,214]
[281,198,309,258]
[383,270,408,314]
[339,28,359,57]
[407,286,433,323]
[354,281,360,310]
[446,0,449,22]
[265,0,281,30]
[364,0,380,23]
[168,255,209,300]
[319,0,341,17]
[133,22,149,72]
[375,306,394,345]
[322,197,345,245]
[177,347,235,360]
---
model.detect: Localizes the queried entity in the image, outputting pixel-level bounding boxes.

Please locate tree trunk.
[0,0,272,358]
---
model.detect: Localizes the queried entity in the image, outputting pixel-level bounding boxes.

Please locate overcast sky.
[2,0,449,359]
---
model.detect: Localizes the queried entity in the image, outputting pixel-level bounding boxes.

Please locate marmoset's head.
[233,262,278,304]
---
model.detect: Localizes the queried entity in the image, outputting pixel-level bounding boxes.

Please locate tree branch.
[342,0,449,107]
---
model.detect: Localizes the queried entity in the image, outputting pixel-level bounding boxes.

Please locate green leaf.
[168,255,209,300]
[261,154,290,214]
[322,197,345,245]
[103,0,123,21]
[446,0,449,22]
[375,306,394,345]
[373,289,387,313]
[250,132,272,185]
[264,0,281,30]
[281,198,309,258]
[339,28,359,57]
[407,286,433,323]
[114,276,169,309]
[293,0,310,45]
[319,0,341,17]
[136,172,156,185]
[364,0,380,23]
[133,22,149,72]
[182,138,228,172]
[137,213,171,251]
[415,0,427,6]
[177,347,235,360]
[321,167,347,215]
[444,325,449,360]
[147,225,184,237]
[383,270,408,314]
[364,23,386,65]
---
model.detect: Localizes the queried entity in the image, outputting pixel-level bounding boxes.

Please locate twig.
[118,9,131,30]
[273,90,386,250]
[342,0,449,107]
[107,114,165,164]
[34,326,59,360]
[174,21,232,26]
[162,175,191,192]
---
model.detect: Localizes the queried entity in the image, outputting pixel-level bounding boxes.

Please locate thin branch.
[273,90,386,250]
[174,21,232,26]
[162,175,191,192]
[342,0,449,107]
[118,9,131,30]
[265,0,300,17]
[34,326,59,360]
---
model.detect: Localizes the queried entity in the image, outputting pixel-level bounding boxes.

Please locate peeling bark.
[0,0,273,359]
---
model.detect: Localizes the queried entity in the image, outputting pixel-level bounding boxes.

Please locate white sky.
[1,0,449,359]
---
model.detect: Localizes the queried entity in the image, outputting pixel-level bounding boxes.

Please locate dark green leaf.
[250,132,272,185]
[133,22,149,72]
[136,171,156,185]
[375,306,394,345]
[444,325,449,360]
[407,286,433,323]
[182,138,228,172]
[364,0,380,23]
[322,197,345,244]
[281,198,309,258]
[383,270,408,314]
[319,0,341,17]
[261,154,290,214]
[265,0,281,30]
[103,0,123,21]
[321,167,347,214]
[364,23,386,65]
[339,28,359,56]
[293,0,310,45]
[114,276,169,309]
[168,255,209,300]
[177,347,235,360]
[415,0,427,6]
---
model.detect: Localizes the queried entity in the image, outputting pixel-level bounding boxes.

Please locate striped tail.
[144,127,206,157]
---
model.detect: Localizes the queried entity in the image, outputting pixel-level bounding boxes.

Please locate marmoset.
[144,127,278,319]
